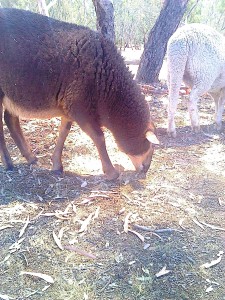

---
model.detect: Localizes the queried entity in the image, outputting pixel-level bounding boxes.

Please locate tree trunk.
[37,0,56,16]
[92,0,115,43]
[136,0,189,84]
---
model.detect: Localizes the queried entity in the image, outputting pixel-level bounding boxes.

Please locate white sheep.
[167,23,225,137]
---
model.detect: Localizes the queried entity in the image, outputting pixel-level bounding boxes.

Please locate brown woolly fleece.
[0,8,156,177]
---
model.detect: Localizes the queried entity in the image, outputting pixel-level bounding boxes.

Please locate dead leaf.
[65,252,74,263]
[192,218,205,230]
[128,229,145,242]
[78,208,99,233]
[55,212,71,220]
[118,207,125,215]
[41,285,51,292]
[155,265,171,278]
[179,218,186,230]
[72,203,77,213]
[79,198,93,205]
[0,294,14,300]
[143,243,151,250]
[37,195,44,201]
[84,292,88,300]
[124,212,133,233]
[20,271,54,283]
[142,267,150,275]
[206,286,213,293]
[19,216,30,238]
[40,212,56,216]
[52,231,64,250]
[89,194,110,199]
[64,245,96,259]
[0,225,13,231]
[58,227,66,240]
[114,253,124,263]
[9,237,25,253]
[201,252,223,269]
[81,180,87,188]
[93,207,100,220]
[206,279,219,286]
[1,254,11,264]
[200,221,225,231]
[64,203,72,214]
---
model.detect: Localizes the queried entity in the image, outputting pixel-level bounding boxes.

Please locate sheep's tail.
[166,42,188,135]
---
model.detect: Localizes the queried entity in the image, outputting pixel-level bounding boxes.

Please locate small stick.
[133,224,183,233]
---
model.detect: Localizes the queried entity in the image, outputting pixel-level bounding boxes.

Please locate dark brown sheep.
[0,8,158,180]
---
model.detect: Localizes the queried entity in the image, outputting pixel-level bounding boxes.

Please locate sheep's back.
[167,23,225,89]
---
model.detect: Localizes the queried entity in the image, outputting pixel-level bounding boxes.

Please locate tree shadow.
[156,123,225,149]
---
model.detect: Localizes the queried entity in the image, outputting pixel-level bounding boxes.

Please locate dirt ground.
[0,57,225,300]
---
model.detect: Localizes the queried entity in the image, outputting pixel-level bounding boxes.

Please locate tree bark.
[136,0,189,84]
[92,0,115,43]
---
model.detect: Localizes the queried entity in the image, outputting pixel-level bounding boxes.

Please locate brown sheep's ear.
[146,131,160,145]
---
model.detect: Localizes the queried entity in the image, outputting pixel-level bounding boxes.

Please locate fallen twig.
[133,224,183,234]
[20,271,54,283]
[200,221,225,232]
[128,229,145,242]
[0,225,13,231]
[64,245,96,259]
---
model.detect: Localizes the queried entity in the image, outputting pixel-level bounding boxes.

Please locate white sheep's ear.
[146,131,160,145]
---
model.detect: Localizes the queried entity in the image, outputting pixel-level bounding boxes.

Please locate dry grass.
[0,65,225,299]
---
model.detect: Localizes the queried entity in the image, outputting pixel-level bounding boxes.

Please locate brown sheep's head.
[127,122,159,174]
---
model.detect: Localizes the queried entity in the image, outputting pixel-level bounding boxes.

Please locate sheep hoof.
[51,167,64,176]
[28,156,38,165]
[167,130,177,138]
[105,169,120,181]
[6,164,14,171]
[215,123,222,132]
[192,125,201,133]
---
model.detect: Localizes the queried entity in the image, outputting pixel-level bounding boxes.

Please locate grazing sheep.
[167,23,225,137]
[0,8,159,180]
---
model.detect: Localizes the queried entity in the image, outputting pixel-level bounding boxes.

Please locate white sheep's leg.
[167,83,181,138]
[213,91,225,131]
[4,110,37,165]
[52,117,72,173]
[188,86,207,132]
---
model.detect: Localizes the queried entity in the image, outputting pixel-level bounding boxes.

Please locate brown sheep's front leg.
[4,110,37,165]
[51,117,72,174]
[0,106,14,170]
[79,122,119,180]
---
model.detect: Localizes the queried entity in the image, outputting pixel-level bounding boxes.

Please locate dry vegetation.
[0,57,225,300]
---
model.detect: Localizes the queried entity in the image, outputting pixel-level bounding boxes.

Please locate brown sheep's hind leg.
[51,117,72,174]
[4,110,37,165]
[0,107,14,170]
[78,121,119,180]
